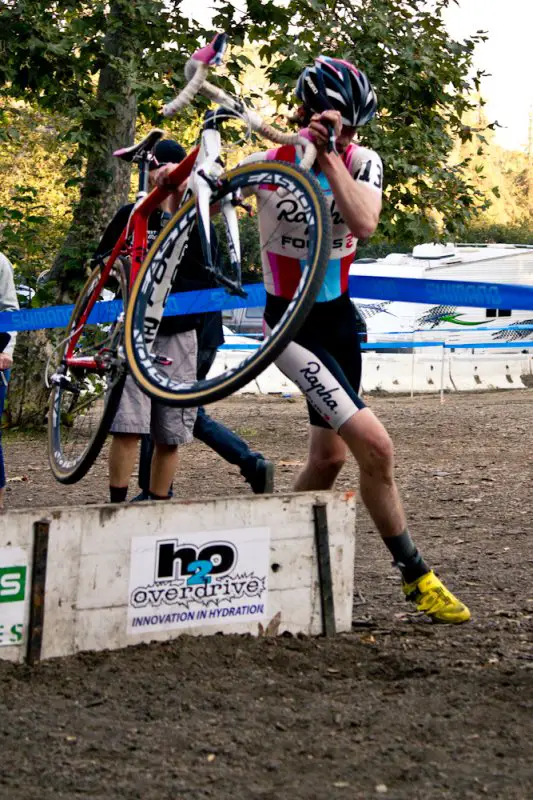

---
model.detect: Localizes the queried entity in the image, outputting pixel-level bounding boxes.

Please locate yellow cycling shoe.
[402,570,471,624]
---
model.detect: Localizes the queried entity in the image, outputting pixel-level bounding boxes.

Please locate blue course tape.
[2,275,533,333]
[444,340,533,350]
[348,275,533,310]
[358,324,533,336]
[221,340,533,352]
[0,285,267,333]
[362,341,445,350]
[220,343,260,350]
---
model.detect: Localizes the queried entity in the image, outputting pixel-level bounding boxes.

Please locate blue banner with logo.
[2,275,533,333]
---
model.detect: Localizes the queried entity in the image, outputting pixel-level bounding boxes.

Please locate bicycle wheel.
[48,259,128,484]
[124,160,331,407]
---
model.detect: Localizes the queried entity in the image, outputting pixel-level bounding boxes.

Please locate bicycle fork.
[192,126,248,298]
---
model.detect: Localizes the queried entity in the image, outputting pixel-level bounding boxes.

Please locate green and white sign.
[0,547,28,646]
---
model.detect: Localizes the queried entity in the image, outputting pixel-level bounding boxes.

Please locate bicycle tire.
[124,160,332,407]
[48,259,128,484]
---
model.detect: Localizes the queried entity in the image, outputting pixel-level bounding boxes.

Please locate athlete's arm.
[153,168,188,213]
[309,111,382,240]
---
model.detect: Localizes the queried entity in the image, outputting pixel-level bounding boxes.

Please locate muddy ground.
[0,390,532,799]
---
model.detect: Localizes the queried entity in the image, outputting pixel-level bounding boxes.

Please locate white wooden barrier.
[213,348,531,396]
[0,491,356,663]
[448,352,530,391]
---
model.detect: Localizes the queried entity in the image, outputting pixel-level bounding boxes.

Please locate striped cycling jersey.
[252,142,383,302]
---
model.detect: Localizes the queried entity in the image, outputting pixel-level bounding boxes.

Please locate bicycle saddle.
[113,129,164,162]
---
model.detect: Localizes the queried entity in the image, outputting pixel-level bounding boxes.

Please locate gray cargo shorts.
[111,330,197,445]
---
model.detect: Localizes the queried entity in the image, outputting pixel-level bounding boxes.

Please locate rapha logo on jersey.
[276,197,343,228]
[276,197,309,226]
[128,529,270,634]
[299,361,339,411]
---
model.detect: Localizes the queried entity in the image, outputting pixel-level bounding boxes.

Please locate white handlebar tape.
[163,61,209,118]
[298,141,318,170]
[163,57,318,167]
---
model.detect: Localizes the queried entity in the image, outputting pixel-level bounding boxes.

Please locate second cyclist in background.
[100,139,273,501]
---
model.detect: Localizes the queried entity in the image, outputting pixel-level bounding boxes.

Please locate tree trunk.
[11,2,139,426]
[49,1,138,301]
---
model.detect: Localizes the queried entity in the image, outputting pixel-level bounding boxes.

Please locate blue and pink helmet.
[295,56,377,127]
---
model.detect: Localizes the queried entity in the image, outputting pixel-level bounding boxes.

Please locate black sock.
[148,491,170,501]
[383,529,429,583]
[110,485,128,503]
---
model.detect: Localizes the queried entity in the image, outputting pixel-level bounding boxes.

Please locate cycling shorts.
[264,292,366,432]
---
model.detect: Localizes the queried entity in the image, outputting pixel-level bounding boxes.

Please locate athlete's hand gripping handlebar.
[163,33,318,170]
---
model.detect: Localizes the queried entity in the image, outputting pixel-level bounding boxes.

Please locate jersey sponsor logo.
[280,234,354,251]
[275,196,344,227]
[276,197,309,225]
[299,361,339,411]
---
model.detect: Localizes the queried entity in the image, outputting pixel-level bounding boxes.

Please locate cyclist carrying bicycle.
[134,39,469,622]
[244,56,470,623]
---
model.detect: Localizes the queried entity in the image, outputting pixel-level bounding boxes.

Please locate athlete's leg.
[146,331,198,500]
[195,345,274,494]
[108,370,151,501]
[339,408,406,538]
[149,443,179,498]
[294,426,347,491]
[137,434,154,495]
[340,408,468,622]
[274,335,469,622]
[109,433,140,501]
[275,328,404,534]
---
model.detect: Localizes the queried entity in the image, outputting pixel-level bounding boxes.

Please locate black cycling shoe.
[245,458,274,495]
[131,485,175,502]
[131,491,150,502]
[131,490,174,502]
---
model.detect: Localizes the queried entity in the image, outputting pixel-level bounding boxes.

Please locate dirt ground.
[1,390,532,799]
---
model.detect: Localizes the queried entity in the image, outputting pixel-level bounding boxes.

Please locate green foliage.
[452,104,532,229]
[0,185,49,299]
[214,0,491,245]
[356,224,533,260]
[458,222,533,245]
[2,0,530,299]
[1,1,202,157]
[0,1,211,297]
[0,102,79,301]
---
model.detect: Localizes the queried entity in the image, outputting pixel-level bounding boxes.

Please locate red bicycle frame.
[63,145,200,370]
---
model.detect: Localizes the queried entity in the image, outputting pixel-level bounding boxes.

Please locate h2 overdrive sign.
[0,547,28,647]
[127,527,270,635]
